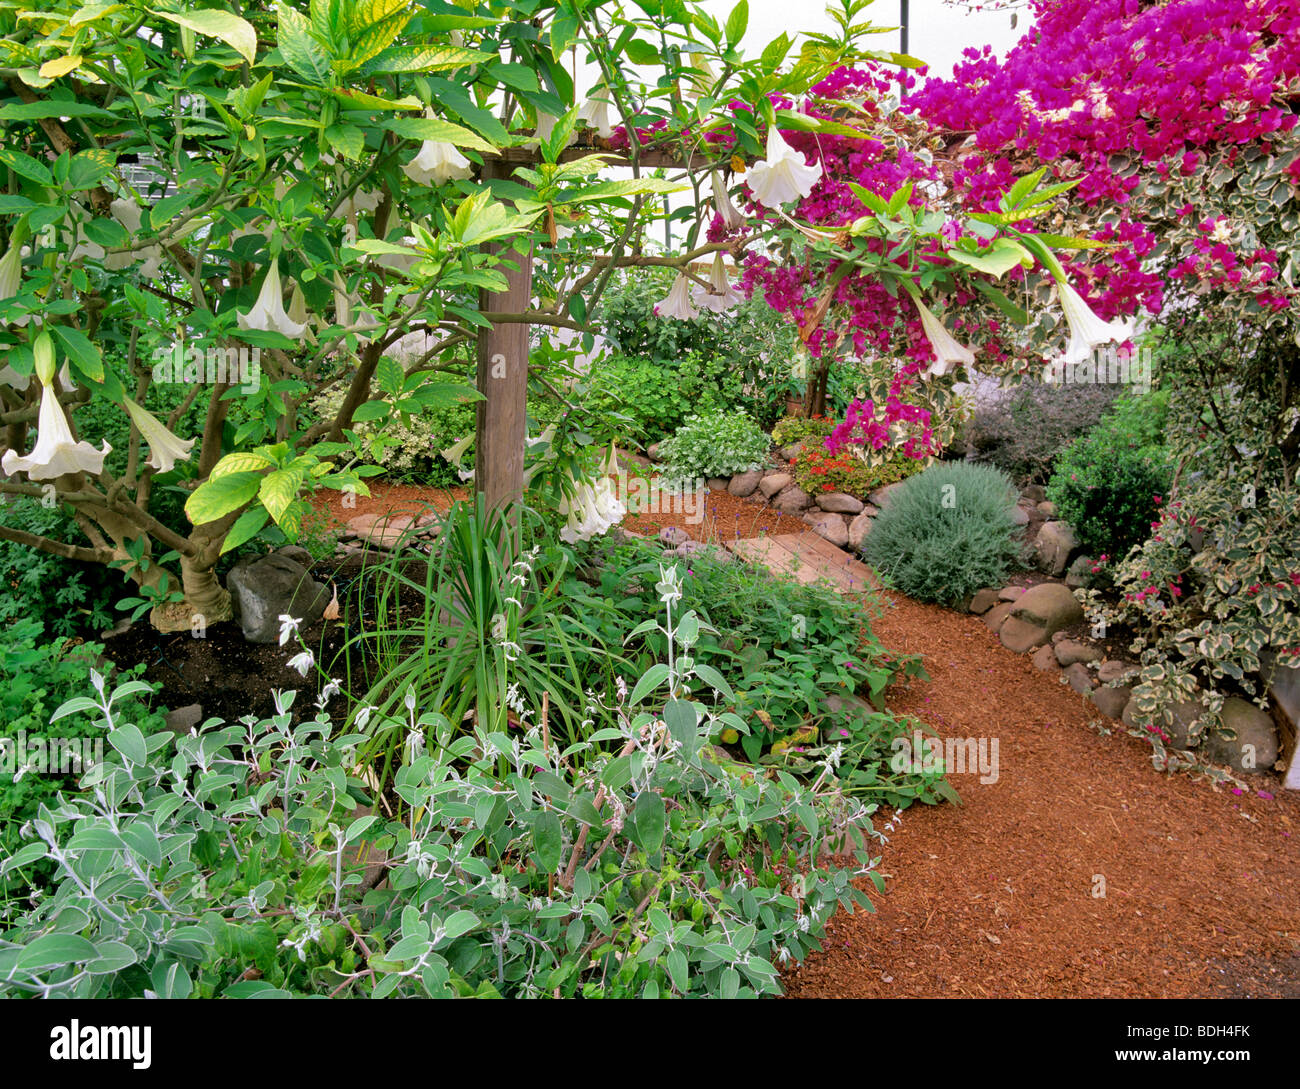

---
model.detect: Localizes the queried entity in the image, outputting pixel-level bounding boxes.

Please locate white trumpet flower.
[0,241,23,304]
[912,294,975,378]
[1055,281,1136,365]
[1,371,111,481]
[746,127,823,208]
[122,397,195,473]
[711,171,745,230]
[107,198,163,279]
[692,253,743,313]
[402,139,473,186]
[653,272,699,321]
[237,261,309,339]
[558,448,625,544]
[577,86,616,139]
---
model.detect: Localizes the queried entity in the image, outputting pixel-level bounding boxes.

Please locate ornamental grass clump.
[861,462,1023,607]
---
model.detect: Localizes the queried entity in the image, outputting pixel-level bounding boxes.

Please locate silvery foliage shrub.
[0,566,881,999]
[861,462,1023,607]
[309,387,472,482]
[658,410,770,487]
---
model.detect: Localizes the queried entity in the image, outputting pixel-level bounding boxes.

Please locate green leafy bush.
[1047,398,1172,559]
[771,415,835,447]
[0,501,117,637]
[0,618,165,892]
[658,410,770,484]
[0,589,883,999]
[862,462,1023,607]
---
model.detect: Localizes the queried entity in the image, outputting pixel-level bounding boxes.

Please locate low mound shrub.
[861,462,1023,606]
[658,410,769,484]
[792,445,924,499]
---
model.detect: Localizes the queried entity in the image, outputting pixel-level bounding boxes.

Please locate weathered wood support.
[474,161,533,514]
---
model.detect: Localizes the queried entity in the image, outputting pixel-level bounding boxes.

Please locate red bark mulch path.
[783,591,1300,998]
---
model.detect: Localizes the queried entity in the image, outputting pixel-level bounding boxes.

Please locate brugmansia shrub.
[0,570,883,999]
[658,410,770,485]
[862,462,1022,606]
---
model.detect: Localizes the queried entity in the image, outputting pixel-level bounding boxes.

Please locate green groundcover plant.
[658,410,771,485]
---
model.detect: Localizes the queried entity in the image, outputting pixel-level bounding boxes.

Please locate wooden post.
[474,161,533,514]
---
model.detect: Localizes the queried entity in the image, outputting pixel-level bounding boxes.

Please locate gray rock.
[672,540,734,563]
[228,554,330,644]
[1010,582,1083,635]
[805,510,849,548]
[969,588,1001,615]
[1097,659,1139,685]
[163,703,203,734]
[758,473,793,499]
[772,484,812,514]
[998,586,1025,602]
[1037,500,1058,517]
[706,477,729,493]
[1035,521,1078,577]
[345,512,415,549]
[276,545,314,567]
[658,526,690,547]
[1123,697,1204,749]
[1022,484,1047,504]
[1009,505,1030,527]
[1062,662,1095,695]
[1261,650,1300,789]
[1000,617,1049,653]
[727,471,763,498]
[646,442,662,462]
[1090,685,1132,719]
[816,492,864,514]
[1206,697,1279,774]
[1054,639,1102,667]
[848,510,874,552]
[779,443,805,462]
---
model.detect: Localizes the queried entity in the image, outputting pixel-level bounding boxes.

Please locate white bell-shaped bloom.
[912,295,975,378]
[577,86,616,139]
[687,53,718,98]
[711,171,745,230]
[237,261,309,339]
[2,376,110,481]
[0,241,21,302]
[1057,281,1136,365]
[106,198,163,278]
[654,272,699,321]
[402,140,473,186]
[692,253,743,313]
[746,127,823,208]
[558,453,625,544]
[122,397,195,473]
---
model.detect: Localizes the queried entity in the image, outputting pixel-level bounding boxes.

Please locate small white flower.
[1055,280,1136,365]
[746,127,823,208]
[354,704,374,729]
[237,261,308,339]
[317,677,342,707]
[402,139,473,186]
[286,651,314,678]
[711,171,745,230]
[911,294,975,378]
[1,370,112,481]
[691,252,743,313]
[577,85,616,139]
[122,397,195,473]
[653,272,699,321]
[277,614,302,647]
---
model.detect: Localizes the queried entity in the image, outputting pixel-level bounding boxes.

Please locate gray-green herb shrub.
[658,410,770,486]
[0,563,882,999]
[861,462,1023,607]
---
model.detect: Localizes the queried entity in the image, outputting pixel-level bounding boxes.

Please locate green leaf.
[15,934,97,973]
[108,724,147,766]
[663,699,699,754]
[365,44,493,76]
[276,2,332,85]
[67,149,115,191]
[50,326,103,382]
[0,146,53,186]
[629,663,670,704]
[630,791,665,855]
[258,467,305,524]
[724,0,749,47]
[533,810,562,874]
[382,115,495,154]
[443,909,479,940]
[185,471,263,526]
[220,507,270,555]
[152,8,259,65]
